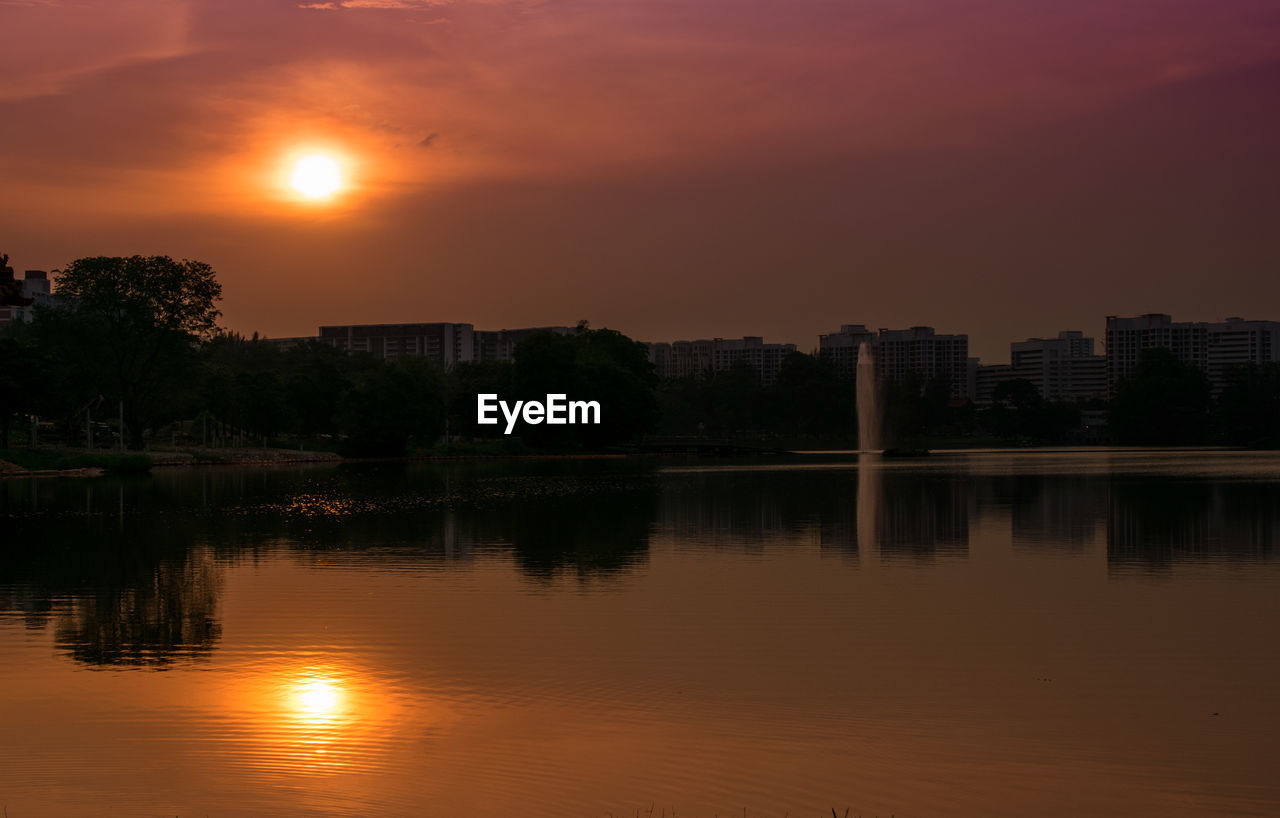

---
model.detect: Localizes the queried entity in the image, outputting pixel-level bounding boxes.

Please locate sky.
[2,0,1278,362]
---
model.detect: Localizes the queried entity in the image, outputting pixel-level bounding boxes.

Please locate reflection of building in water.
[1107,481,1280,568]
[818,490,858,560]
[652,468,975,562]
[655,474,819,551]
[1005,477,1108,550]
[876,476,971,561]
[653,471,864,556]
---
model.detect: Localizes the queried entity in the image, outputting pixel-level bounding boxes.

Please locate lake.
[2,449,1278,817]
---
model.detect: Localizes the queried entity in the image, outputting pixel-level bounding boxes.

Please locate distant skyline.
[6,256,1278,365]
[3,0,1279,362]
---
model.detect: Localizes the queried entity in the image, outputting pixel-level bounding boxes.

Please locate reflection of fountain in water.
[856,341,882,452]
[856,452,881,553]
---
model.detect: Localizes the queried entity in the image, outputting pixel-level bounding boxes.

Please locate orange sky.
[2,0,1279,361]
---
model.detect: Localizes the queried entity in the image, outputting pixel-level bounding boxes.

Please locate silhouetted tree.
[1109,348,1213,444]
[447,360,515,439]
[512,327,659,448]
[37,256,222,449]
[339,355,446,456]
[0,337,44,447]
[1217,362,1280,446]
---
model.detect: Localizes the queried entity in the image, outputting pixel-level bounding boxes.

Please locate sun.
[289,153,343,200]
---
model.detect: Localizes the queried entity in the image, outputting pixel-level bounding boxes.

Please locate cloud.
[418,132,439,148]
[299,0,452,9]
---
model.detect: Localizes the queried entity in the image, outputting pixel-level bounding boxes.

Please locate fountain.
[856,340,882,452]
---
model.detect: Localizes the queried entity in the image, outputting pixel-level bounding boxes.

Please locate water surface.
[2,449,1278,816]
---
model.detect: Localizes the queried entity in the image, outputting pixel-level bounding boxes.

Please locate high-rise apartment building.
[1007,331,1106,403]
[875,326,971,400]
[1106,314,1280,393]
[472,326,576,362]
[318,322,477,364]
[271,323,574,367]
[1206,319,1280,389]
[817,324,877,379]
[820,324,970,399]
[647,336,797,385]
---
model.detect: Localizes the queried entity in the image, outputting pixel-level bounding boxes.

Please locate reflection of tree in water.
[473,489,656,581]
[249,467,660,582]
[1107,479,1280,569]
[53,547,222,667]
[1,481,225,668]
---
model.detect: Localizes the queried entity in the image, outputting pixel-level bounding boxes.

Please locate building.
[473,326,575,362]
[0,264,53,326]
[647,336,797,385]
[876,326,971,400]
[817,324,877,379]
[1106,314,1280,393]
[1206,318,1280,390]
[819,324,971,399]
[647,340,713,380]
[974,364,1014,405]
[272,323,574,367]
[318,322,477,364]
[712,337,796,385]
[975,331,1105,405]
[1105,314,1207,395]
[1008,331,1106,403]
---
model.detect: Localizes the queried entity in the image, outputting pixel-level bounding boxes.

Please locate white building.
[1106,314,1280,393]
[1008,331,1106,403]
[817,324,877,379]
[0,266,53,326]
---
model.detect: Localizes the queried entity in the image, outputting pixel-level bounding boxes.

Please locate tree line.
[0,254,660,455]
[2,254,1278,453]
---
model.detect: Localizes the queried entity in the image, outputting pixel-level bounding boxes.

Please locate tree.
[512,328,659,448]
[1217,362,1280,446]
[41,256,222,449]
[769,352,852,437]
[1109,348,1213,444]
[338,356,446,456]
[0,336,44,447]
[447,360,515,439]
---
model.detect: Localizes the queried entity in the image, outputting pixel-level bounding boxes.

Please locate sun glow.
[295,678,342,716]
[289,153,343,200]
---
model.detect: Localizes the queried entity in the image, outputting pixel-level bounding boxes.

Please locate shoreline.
[0,446,640,479]
[1,443,1265,480]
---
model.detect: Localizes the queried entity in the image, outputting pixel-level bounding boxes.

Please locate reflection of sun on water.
[215,657,449,782]
[295,678,342,717]
[262,667,358,771]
